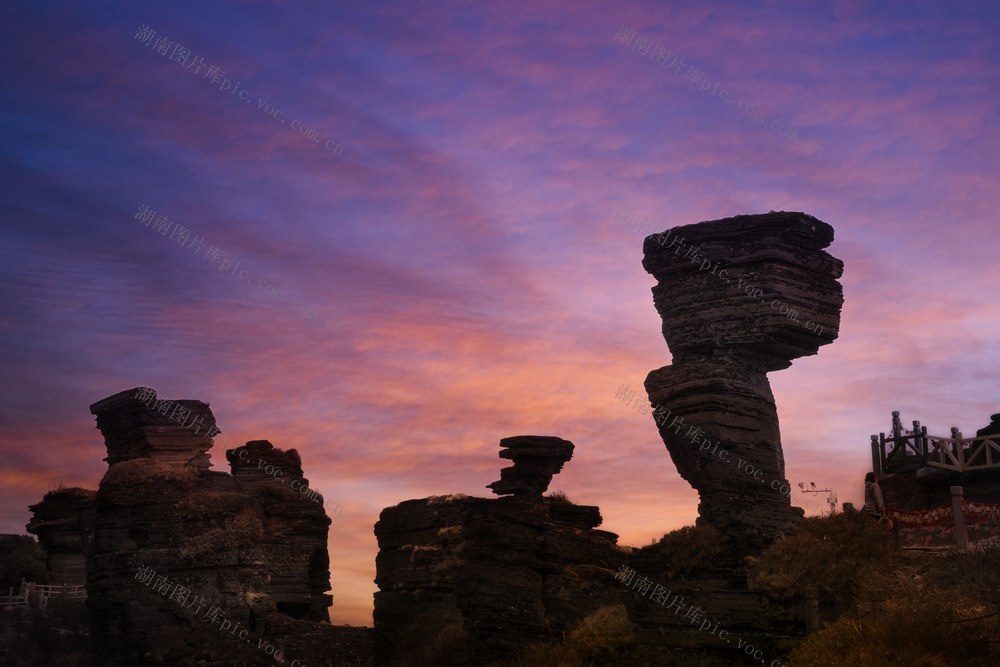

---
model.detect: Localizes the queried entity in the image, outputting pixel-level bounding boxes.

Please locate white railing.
[0,579,86,612]
[926,432,1000,473]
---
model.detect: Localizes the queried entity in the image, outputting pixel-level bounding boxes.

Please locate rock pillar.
[642,212,844,551]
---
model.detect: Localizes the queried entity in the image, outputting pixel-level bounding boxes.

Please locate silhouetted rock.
[225,440,332,620]
[80,387,336,666]
[25,487,95,585]
[89,387,218,470]
[604,212,840,667]
[976,413,1000,438]
[374,437,622,666]
[642,212,844,552]
[487,435,574,496]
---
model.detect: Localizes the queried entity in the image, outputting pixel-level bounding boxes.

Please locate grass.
[747,510,898,616]
[492,515,1000,666]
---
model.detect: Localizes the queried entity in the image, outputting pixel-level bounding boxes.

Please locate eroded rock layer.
[26,487,96,585]
[374,436,622,666]
[89,387,218,470]
[643,212,844,551]
[82,387,335,666]
[487,435,575,497]
[226,440,332,620]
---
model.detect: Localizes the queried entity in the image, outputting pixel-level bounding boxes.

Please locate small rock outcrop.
[642,212,844,552]
[25,487,96,584]
[225,440,332,620]
[487,435,574,496]
[374,436,622,666]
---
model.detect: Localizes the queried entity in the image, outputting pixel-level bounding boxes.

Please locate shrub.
[0,534,49,589]
[650,525,725,579]
[497,603,633,667]
[790,587,997,666]
[936,534,1000,614]
[747,511,898,613]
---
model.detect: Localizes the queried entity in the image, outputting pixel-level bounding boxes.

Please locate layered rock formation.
[25,487,96,584]
[642,212,844,552]
[487,435,574,496]
[374,437,623,666]
[225,440,332,620]
[90,387,218,470]
[82,387,336,665]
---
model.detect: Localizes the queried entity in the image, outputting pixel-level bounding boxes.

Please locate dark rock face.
[374,437,623,666]
[642,212,844,552]
[82,387,335,666]
[487,435,574,496]
[25,487,96,584]
[976,413,1000,438]
[227,439,308,488]
[225,440,332,620]
[89,387,218,470]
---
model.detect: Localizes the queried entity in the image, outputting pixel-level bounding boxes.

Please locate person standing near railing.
[863,472,888,522]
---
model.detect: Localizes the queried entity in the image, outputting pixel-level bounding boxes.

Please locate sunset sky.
[1,1,997,625]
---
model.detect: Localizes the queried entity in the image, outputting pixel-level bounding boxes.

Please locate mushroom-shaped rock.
[487,435,574,497]
[643,211,844,551]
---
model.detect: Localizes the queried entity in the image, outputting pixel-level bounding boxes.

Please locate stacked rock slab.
[487,435,574,496]
[374,436,623,666]
[25,487,96,584]
[85,388,334,665]
[225,440,332,620]
[89,387,218,469]
[642,212,844,553]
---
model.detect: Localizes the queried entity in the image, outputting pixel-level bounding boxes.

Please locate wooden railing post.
[950,428,963,472]
[870,435,881,476]
[951,485,969,549]
[955,430,964,471]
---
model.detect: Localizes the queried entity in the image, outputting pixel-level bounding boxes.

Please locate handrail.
[872,416,1000,475]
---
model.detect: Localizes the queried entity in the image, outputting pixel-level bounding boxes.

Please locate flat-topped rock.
[487,435,574,497]
[642,211,843,371]
[374,494,620,665]
[25,487,96,584]
[89,387,219,470]
[643,212,844,552]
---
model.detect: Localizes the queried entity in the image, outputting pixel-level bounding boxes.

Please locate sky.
[1,0,997,626]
